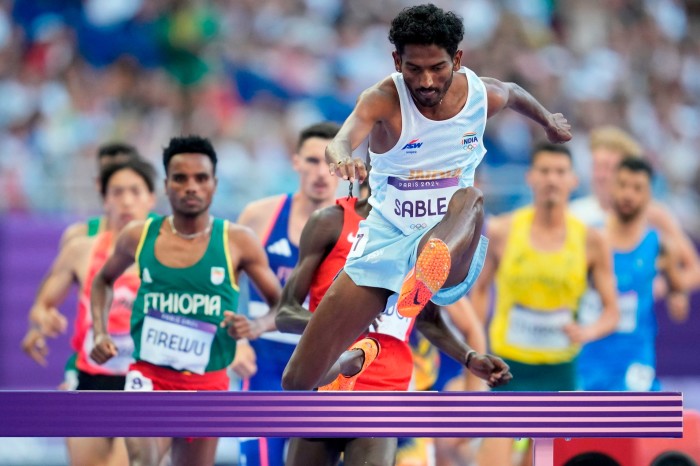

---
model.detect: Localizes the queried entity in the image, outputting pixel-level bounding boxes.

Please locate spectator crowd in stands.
[0,0,698,239]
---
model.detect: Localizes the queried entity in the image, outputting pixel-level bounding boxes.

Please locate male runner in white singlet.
[282,3,571,391]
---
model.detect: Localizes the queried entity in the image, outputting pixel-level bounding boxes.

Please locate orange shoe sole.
[318,337,380,391]
[397,238,451,318]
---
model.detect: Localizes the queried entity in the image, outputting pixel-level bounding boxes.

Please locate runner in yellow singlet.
[472,142,620,466]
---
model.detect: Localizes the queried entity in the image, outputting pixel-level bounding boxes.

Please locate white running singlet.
[368,66,488,236]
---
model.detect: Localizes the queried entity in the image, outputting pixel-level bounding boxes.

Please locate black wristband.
[465,350,478,369]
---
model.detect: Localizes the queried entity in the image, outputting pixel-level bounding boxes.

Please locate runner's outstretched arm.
[275,207,342,334]
[416,301,511,388]
[469,216,505,324]
[325,84,394,182]
[443,297,487,355]
[222,226,282,340]
[481,77,571,144]
[21,240,81,365]
[565,228,619,343]
[26,222,87,336]
[90,222,142,364]
[649,203,700,291]
[659,236,690,322]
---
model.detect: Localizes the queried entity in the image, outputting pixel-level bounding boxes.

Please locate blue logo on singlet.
[402,139,423,151]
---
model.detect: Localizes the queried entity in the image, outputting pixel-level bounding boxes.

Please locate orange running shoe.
[318,337,380,391]
[397,238,451,318]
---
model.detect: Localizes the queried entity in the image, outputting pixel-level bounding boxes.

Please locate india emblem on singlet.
[210,267,225,285]
[461,131,479,152]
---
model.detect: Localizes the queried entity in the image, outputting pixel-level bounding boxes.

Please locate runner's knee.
[439,187,483,251]
[126,440,161,466]
[448,186,484,216]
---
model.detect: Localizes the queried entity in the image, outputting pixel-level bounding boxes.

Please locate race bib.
[84,328,134,374]
[579,289,638,334]
[382,176,459,235]
[140,310,216,374]
[617,291,639,333]
[125,370,154,391]
[375,294,413,341]
[625,362,655,391]
[348,226,369,259]
[506,305,573,350]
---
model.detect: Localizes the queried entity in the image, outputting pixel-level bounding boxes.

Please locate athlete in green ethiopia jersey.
[90,136,282,466]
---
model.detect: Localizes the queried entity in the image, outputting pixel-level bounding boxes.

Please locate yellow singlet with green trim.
[489,206,587,364]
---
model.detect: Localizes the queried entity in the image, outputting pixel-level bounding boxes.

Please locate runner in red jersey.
[22,142,141,375]
[22,158,156,466]
[276,180,508,466]
[73,230,139,382]
[307,195,415,391]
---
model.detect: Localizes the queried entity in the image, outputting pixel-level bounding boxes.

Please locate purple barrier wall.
[656,293,700,375]
[0,214,699,389]
[0,214,80,389]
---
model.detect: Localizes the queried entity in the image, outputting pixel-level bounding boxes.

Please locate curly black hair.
[162,135,217,174]
[388,4,465,58]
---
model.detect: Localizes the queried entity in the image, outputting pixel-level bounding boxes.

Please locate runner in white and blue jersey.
[578,158,688,391]
[282,3,571,392]
[569,126,700,297]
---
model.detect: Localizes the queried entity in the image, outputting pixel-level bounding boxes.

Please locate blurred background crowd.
[0,0,698,238]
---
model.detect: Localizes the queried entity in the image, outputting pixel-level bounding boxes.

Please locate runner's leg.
[282,273,391,391]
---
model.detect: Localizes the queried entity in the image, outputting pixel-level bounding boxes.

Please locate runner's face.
[527,152,577,208]
[611,168,650,223]
[165,154,216,217]
[293,137,338,203]
[95,153,134,196]
[393,44,461,108]
[591,147,624,203]
[103,168,155,231]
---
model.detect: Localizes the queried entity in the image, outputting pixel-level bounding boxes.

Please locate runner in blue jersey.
[233,122,341,466]
[577,158,688,391]
[282,3,569,392]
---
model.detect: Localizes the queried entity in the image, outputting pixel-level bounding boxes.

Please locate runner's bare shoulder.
[61,234,95,264]
[59,222,89,249]
[303,204,345,246]
[226,221,261,246]
[356,77,400,119]
[237,195,287,235]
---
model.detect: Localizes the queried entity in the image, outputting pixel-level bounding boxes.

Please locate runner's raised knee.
[447,186,484,214]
